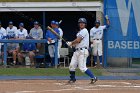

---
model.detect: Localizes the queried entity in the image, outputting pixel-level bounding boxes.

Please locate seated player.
[18,36,36,66]
[16,23,28,39]
[0,21,7,64]
[6,21,19,65]
[7,43,20,65]
[29,21,43,52]
[6,21,18,39]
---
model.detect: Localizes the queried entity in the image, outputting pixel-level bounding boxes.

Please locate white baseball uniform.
[90,25,107,56]
[6,26,18,38]
[16,28,28,39]
[0,27,7,52]
[57,27,63,59]
[69,28,89,72]
[58,28,63,48]
[0,27,7,40]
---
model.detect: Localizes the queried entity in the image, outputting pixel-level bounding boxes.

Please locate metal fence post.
[4,43,7,67]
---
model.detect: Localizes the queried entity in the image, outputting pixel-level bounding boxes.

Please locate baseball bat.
[47,26,67,43]
[59,20,62,24]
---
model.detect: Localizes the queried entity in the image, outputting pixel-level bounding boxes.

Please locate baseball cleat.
[68,79,76,84]
[90,77,98,84]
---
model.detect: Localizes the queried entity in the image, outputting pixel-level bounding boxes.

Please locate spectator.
[18,36,36,66]
[16,23,28,39]
[29,21,43,52]
[46,20,60,67]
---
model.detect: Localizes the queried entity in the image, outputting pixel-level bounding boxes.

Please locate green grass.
[0,0,102,2]
[0,68,102,76]
[132,58,140,64]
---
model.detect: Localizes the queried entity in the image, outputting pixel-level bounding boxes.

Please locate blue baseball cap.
[34,21,39,25]
[51,20,56,24]
[19,23,24,27]
[95,20,100,24]
[55,22,59,26]
[9,21,13,25]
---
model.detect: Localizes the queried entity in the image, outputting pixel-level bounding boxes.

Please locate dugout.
[0,2,104,66]
[0,2,102,41]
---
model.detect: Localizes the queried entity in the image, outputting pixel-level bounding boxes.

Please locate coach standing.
[29,21,43,52]
[90,16,110,67]
[55,21,63,65]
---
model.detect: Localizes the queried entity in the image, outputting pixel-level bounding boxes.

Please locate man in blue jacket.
[46,21,60,67]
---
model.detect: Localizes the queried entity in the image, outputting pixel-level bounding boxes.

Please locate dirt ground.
[0,80,140,93]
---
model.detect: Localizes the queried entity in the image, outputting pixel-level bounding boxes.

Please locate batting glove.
[66,42,72,47]
[105,15,109,20]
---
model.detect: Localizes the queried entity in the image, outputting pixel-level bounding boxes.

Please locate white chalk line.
[2,81,140,93]
[15,88,101,93]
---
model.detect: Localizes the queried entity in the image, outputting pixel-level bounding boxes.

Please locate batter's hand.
[66,42,72,47]
[48,38,52,43]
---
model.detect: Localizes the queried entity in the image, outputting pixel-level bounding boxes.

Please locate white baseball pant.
[92,40,102,56]
[69,49,89,72]
[48,44,60,58]
[58,41,62,56]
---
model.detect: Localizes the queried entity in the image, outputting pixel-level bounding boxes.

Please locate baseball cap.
[95,20,100,24]
[34,21,39,25]
[51,20,56,24]
[55,22,59,26]
[9,21,13,25]
[19,23,24,27]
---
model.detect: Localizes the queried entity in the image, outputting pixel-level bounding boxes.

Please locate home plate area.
[0,80,140,93]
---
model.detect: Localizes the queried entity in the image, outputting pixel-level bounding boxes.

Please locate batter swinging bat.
[47,26,67,43]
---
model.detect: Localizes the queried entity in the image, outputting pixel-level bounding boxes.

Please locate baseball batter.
[67,18,97,84]
[90,16,110,66]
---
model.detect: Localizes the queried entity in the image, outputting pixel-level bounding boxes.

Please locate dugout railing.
[0,39,58,68]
